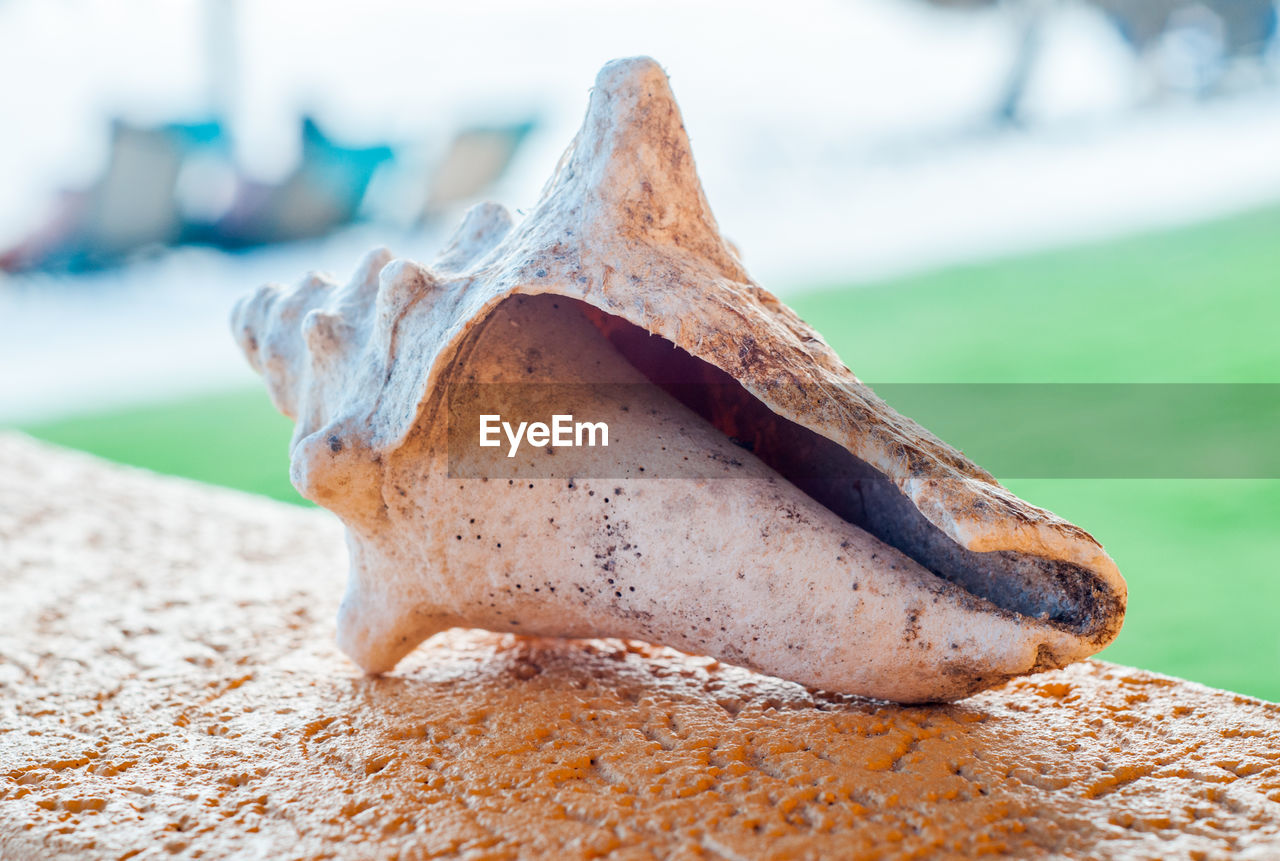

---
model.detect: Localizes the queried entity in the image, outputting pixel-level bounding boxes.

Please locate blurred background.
[2,0,1277,698]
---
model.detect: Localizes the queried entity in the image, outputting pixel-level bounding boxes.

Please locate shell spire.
[568,59,736,260]
[519,57,747,284]
[435,202,514,273]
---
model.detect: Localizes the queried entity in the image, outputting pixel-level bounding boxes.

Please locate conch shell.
[231,57,1125,703]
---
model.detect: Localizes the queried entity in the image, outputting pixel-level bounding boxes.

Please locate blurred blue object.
[0,109,545,273]
[0,115,398,272]
[1,119,230,273]
[190,116,394,249]
[418,120,538,221]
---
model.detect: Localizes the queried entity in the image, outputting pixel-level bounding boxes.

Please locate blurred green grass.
[22,389,305,505]
[18,206,1280,701]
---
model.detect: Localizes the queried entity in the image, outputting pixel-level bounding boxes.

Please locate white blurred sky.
[0,0,1022,196]
[2,0,1280,421]
[3,0,1280,279]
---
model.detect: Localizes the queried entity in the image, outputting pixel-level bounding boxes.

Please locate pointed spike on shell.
[374,259,439,334]
[286,423,384,528]
[229,282,305,420]
[301,309,348,359]
[343,246,395,304]
[264,271,338,331]
[377,258,436,305]
[434,202,514,273]
[542,56,742,278]
[229,283,280,373]
[299,270,337,292]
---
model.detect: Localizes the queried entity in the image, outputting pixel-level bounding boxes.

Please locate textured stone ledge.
[1,433,1278,859]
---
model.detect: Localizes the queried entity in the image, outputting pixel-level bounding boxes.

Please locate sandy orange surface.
[2,434,1278,860]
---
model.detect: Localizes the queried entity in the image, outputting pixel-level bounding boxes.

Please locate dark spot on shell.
[904,610,921,642]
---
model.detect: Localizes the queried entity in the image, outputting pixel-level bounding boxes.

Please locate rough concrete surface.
[1,434,1278,860]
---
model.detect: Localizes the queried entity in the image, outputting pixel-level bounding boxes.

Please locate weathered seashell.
[231,57,1125,703]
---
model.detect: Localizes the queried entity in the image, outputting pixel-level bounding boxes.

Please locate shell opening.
[577,300,1121,641]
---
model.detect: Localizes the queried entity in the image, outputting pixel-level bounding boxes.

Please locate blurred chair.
[418,120,537,221]
[192,116,395,248]
[2,120,225,272]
